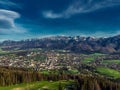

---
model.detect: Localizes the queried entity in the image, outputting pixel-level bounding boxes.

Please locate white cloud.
[89,30,120,38]
[43,11,62,19]
[0,0,16,6]
[43,0,120,19]
[0,9,27,34]
[0,0,21,9]
[13,24,27,33]
[0,9,20,29]
[76,31,120,38]
[0,0,25,34]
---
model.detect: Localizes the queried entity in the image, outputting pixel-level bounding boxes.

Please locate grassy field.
[102,60,120,64]
[40,69,79,75]
[82,57,94,63]
[96,67,120,79]
[69,69,79,74]
[91,53,105,56]
[81,53,105,63]
[0,48,9,55]
[0,80,75,90]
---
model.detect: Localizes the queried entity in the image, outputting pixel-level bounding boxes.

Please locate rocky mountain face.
[1,35,120,54]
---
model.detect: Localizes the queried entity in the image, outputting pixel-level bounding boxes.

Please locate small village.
[0,49,119,72]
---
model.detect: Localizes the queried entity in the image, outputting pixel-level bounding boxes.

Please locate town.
[0,49,120,73]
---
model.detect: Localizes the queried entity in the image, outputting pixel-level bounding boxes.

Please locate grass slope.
[0,80,74,90]
[82,58,94,63]
[102,60,120,64]
[96,67,120,79]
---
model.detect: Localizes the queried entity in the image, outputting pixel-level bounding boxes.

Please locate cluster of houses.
[0,50,119,71]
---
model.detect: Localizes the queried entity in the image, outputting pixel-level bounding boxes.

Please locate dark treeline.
[0,67,120,90]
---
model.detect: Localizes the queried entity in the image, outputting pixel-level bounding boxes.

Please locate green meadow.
[102,60,120,64]
[0,80,75,90]
[82,57,95,63]
[96,67,120,79]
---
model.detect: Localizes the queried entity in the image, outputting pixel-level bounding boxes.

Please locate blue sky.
[0,0,120,40]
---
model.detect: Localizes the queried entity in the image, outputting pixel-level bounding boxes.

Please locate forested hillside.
[0,67,119,90]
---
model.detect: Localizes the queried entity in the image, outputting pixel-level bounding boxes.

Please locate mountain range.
[1,35,120,54]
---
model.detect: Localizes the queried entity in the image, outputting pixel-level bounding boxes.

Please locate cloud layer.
[0,0,27,36]
[43,0,120,19]
[0,0,21,9]
[0,9,20,29]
